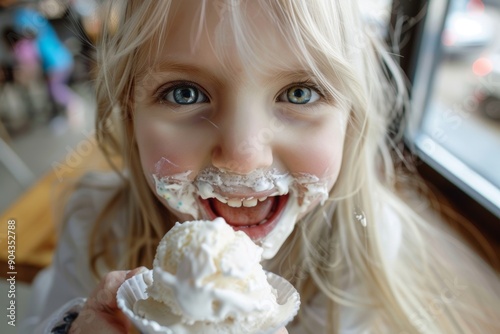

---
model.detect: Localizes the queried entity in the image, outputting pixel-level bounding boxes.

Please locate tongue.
[211,197,275,226]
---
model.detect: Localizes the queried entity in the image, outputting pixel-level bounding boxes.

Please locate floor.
[0,81,95,334]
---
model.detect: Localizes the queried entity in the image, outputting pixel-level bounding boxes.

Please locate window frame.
[393,0,500,218]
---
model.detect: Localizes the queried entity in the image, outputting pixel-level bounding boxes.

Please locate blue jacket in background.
[14,7,73,73]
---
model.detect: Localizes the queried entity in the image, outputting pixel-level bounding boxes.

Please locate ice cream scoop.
[121,218,300,333]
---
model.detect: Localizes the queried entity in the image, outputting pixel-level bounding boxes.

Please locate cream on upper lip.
[195,168,292,196]
[194,169,293,208]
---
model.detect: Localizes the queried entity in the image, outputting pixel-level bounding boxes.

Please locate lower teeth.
[238,219,268,229]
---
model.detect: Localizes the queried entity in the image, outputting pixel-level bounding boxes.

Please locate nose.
[211,104,274,174]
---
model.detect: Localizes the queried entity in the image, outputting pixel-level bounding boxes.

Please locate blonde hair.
[93,0,499,332]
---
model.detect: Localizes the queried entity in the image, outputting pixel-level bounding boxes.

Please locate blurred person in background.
[12,0,76,131]
[0,0,33,134]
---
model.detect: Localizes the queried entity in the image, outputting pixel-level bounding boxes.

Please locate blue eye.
[279,86,320,104]
[161,84,208,105]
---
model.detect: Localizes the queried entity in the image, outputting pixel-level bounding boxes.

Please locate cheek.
[134,118,211,177]
[298,140,342,178]
[283,122,346,184]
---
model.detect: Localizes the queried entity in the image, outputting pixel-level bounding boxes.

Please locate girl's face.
[134,0,349,258]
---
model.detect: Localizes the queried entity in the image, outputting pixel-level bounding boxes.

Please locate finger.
[89,271,129,311]
[274,327,289,334]
[90,267,148,311]
[125,266,149,280]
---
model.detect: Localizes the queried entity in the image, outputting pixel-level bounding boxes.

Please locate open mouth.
[199,194,290,240]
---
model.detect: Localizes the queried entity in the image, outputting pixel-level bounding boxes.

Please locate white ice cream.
[153,167,329,259]
[134,218,281,333]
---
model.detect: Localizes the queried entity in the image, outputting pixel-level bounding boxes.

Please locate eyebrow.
[272,69,319,84]
[140,60,225,87]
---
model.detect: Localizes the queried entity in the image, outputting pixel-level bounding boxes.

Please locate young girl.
[23,0,500,333]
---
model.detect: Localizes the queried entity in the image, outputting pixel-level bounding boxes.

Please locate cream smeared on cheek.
[153,171,200,219]
[153,166,330,259]
[260,174,329,258]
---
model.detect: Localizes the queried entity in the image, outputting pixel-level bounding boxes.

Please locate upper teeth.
[221,197,265,208]
[243,198,258,207]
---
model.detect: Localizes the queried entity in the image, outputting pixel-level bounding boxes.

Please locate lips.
[200,195,289,240]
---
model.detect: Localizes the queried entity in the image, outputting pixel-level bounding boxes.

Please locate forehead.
[145,0,304,79]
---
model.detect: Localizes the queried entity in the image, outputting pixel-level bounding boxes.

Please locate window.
[408,0,500,217]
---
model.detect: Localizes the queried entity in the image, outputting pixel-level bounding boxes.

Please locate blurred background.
[0,0,499,333]
[0,0,101,212]
[0,1,100,332]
